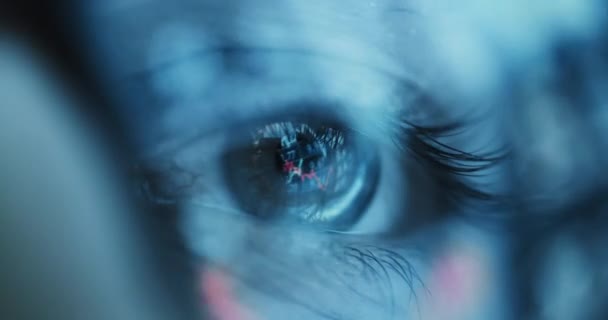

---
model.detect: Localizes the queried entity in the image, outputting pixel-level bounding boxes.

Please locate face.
[7,1,607,319]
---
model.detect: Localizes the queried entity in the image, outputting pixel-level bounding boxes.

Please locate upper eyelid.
[121,43,478,159]
[125,45,428,136]
[138,100,355,162]
[128,44,416,86]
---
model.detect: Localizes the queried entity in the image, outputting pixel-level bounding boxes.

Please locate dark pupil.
[222,120,380,228]
[276,132,331,192]
[243,123,347,217]
[222,121,367,224]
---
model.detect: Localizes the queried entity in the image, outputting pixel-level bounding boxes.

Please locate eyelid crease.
[126,44,421,89]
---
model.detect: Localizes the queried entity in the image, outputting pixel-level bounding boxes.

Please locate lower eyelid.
[181,201,429,317]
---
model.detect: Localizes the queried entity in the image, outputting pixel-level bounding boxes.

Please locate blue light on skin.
[74,1,607,319]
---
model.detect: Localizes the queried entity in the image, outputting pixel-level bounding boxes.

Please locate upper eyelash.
[390,117,509,203]
[409,121,507,175]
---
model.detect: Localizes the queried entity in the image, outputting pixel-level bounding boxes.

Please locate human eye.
[77,3,512,319]
[133,48,506,240]
[221,113,380,230]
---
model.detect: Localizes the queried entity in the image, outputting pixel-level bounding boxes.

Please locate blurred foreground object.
[0,37,192,320]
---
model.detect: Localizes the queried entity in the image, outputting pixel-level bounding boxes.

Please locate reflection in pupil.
[224,120,377,226]
[275,132,332,192]
[247,121,357,215]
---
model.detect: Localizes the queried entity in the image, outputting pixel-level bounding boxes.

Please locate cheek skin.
[200,268,258,320]
[420,242,492,320]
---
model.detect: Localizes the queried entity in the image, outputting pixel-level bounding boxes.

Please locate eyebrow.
[82,0,426,78]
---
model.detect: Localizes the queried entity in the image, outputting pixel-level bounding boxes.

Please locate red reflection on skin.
[424,246,489,319]
[200,268,257,320]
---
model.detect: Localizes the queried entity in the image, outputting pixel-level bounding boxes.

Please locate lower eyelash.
[193,220,427,319]
[176,199,428,318]
[340,244,427,306]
